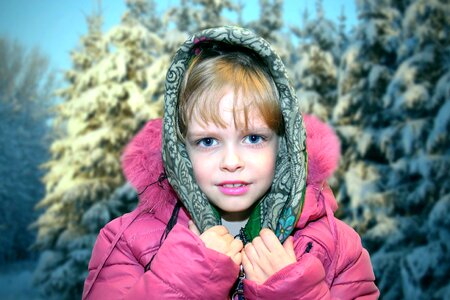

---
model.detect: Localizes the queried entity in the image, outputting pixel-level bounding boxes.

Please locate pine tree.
[331,0,402,293]
[167,0,239,34]
[122,0,163,32]
[290,0,342,121]
[0,38,54,262]
[334,0,450,298]
[252,0,297,66]
[32,10,112,299]
[332,0,401,230]
[247,0,283,43]
[33,1,167,298]
[370,0,450,298]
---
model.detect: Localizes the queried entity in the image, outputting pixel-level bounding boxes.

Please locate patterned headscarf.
[162,26,307,243]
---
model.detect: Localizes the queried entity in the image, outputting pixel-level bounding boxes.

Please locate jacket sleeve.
[329,247,380,299]
[243,232,379,300]
[243,253,330,299]
[125,224,240,299]
[84,222,239,299]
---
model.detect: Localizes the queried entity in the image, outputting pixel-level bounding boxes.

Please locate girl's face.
[185,90,279,220]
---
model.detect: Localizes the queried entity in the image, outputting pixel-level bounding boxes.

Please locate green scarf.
[162,26,307,243]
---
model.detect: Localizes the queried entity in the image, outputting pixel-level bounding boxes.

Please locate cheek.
[258,145,278,170]
[189,154,210,184]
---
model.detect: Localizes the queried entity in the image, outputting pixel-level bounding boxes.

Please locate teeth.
[223,183,244,187]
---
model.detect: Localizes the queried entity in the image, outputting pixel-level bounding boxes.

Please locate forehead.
[191,89,268,127]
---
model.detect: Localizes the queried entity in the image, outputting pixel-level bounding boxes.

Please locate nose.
[220,145,244,172]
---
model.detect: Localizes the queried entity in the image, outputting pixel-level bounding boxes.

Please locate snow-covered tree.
[122,0,164,32]
[167,0,239,33]
[32,11,112,299]
[245,0,294,64]
[369,0,450,298]
[331,0,403,293]
[333,0,450,298]
[290,0,342,121]
[247,0,283,42]
[332,0,401,229]
[0,37,54,263]
[33,1,168,298]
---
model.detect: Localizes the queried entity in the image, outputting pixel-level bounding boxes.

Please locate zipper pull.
[231,227,248,299]
[231,265,246,299]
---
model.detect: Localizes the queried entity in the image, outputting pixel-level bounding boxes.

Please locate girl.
[83,26,379,299]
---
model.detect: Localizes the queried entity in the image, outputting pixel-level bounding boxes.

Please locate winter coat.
[82,116,379,299]
[83,26,379,299]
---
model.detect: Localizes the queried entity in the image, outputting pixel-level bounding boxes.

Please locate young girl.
[83,26,379,299]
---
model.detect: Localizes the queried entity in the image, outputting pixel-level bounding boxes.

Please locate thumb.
[283,236,296,260]
[188,220,201,236]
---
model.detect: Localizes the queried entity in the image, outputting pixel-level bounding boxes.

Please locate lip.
[217,181,250,196]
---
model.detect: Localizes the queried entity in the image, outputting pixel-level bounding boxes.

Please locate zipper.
[230,227,249,299]
[231,265,246,299]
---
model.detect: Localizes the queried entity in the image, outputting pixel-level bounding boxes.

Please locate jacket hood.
[161,26,307,242]
[122,118,179,220]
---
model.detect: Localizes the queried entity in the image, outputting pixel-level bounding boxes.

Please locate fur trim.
[304,114,341,184]
[121,118,177,212]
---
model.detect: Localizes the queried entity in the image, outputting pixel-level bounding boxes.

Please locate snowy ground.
[0,260,42,300]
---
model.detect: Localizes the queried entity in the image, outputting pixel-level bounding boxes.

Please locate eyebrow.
[187,126,273,137]
[240,126,274,134]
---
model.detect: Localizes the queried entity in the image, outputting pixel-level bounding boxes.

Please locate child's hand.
[242,228,296,285]
[189,221,243,265]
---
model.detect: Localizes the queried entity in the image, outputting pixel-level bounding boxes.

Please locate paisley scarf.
[162,26,307,243]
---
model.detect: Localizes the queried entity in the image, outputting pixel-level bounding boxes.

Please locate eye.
[197,137,217,147]
[244,135,264,144]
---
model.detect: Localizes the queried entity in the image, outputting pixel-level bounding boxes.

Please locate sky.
[0,0,356,77]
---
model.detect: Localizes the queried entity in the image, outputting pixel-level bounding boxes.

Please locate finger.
[232,251,242,265]
[283,236,296,260]
[218,233,234,246]
[227,240,243,261]
[242,250,254,274]
[251,236,270,261]
[251,235,282,277]
[259,228,284,253]
[208,225,229,236]
[188,220,200,236]
[229,238,244,254]
[243,244,269,284]
[244,242,260,263]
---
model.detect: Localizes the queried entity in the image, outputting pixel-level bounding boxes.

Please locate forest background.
[0,0,448,299]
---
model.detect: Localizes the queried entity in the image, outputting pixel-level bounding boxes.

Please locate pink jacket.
[82,115,379,299]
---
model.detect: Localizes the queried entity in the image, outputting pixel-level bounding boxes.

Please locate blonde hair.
[178,47,283,137]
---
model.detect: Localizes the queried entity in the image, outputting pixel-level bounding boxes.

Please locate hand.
[189,221,243,265]
[242,228,296,284]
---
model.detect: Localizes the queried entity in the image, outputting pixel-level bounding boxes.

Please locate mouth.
[217,181,250,196]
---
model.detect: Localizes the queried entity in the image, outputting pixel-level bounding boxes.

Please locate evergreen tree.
[334,0,450,298]
[337,6,349,57]
[246,0,294,64]
[331,0,402,293]
[0,37,54,262]
[290,0,342,121]
[370,0,450,298]
[32,10,112,299]
[167,0,239,33]
[33,1,167,298]
[122,0,164,32]
[247,0,283,43]
[332,0,401,229]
